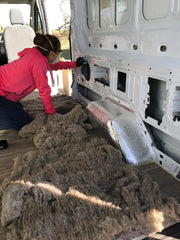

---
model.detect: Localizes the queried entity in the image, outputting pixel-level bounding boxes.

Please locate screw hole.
[89,43,91,47]
[114,44,118,49]
[160,45,167,52]
[100,43,102,48]
[160,154,164,159]
[133,44,138,50]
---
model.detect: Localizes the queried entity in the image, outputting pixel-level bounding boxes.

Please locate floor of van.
[0,130,179,240]
[0,130,36,239]
[0,93,179,240]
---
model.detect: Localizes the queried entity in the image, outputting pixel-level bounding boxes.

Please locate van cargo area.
[0,0,180,239]
[0,94,179,240]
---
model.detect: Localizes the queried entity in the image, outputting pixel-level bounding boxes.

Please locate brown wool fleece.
[1,95,180,240]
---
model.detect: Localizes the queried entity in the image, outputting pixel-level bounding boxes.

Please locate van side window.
[43,0,71,59]
[0,4,30,28]
[34,6,43,33]
[115,0,128,23]
[99,0,113,28]
[98,0,129,28]
[115,0,130,25]
[116,0,128,13]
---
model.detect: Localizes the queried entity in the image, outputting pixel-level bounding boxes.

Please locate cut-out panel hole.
[145,77,167,124]
[117,71,126,92]
[81,60,90,81]
[93,65,110,86]
[172,86,180,122]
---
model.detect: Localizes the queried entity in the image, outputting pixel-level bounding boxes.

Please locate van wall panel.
[143,0,170,20]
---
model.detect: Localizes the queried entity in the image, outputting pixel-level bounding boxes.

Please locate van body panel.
[70,0,180,177]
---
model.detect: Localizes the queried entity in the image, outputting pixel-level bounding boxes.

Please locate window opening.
[0,4,30,30]
[115,0,128,25]
[0,4,30,66]
[116,0,128,13]
[117,71,126,92]
[99,0,113,28]
[34,5,43,33]
[44,0,71,59]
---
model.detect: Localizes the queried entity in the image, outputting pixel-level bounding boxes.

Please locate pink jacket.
[0,47,77,114]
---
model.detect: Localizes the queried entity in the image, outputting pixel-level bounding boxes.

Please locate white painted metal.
[70,0,180,177]
[36,0,48,33]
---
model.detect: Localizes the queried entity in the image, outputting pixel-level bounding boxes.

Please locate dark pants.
[0,96,32,130]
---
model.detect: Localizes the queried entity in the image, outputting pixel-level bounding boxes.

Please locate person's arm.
[49,57,87,71]
[49,61,77,71]
[31,61,56,114]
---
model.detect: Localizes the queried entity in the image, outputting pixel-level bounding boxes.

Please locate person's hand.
[76,57,87,67]
[0,140,8,149]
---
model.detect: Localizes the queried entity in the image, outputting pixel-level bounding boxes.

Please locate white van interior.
[70,0,180,177]
[0,0,180,239]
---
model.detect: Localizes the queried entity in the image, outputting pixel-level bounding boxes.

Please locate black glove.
[0,140,8,149]
[76,57,87,67]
